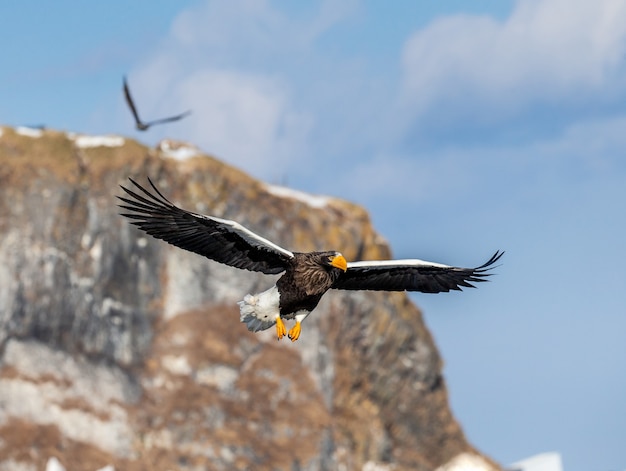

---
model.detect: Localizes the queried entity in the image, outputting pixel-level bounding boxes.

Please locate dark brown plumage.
[123,77,191,131]
[118,178,503,341]
[277,252,345,315]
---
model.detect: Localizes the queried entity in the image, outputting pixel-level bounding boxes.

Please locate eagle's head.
[323,251,348,273]
[290,251,348,296]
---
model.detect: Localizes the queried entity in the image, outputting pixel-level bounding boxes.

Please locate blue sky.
[2,1,625,469]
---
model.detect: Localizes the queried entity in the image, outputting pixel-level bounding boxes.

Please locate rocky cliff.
[0,126,498,471]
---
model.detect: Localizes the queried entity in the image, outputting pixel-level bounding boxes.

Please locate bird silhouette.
[123,76,191,131]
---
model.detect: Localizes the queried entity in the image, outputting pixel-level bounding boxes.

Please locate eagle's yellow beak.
[330,254,348,272]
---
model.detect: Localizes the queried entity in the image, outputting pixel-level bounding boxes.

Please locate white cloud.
[175,69,313,175]
[401,0,626,121]
[125,0,626,191]
[343,152,466,203]
[169,0,358,54]
[128,0,361,178]
[340,112,626,207]
[169,0,295,54]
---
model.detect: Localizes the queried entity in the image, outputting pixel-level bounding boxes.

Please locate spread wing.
[118,178,294,274]
[122,77,144,128]
[144,110,192,127]
[332,251,503,293]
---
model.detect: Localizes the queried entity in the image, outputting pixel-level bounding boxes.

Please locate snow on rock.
[45,457,66,471]
[435,453,498,471]
[16,126,44,138]
[264,183,330,209]
[508,452,563,471]
[158,139,200,160]
[95,466,115,471]
[73,134,125,148]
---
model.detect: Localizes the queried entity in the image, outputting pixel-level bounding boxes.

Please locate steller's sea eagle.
[118,178,503,342]
[123,77,191,131]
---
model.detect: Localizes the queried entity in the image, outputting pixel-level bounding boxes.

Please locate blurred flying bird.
[123,76,191,131]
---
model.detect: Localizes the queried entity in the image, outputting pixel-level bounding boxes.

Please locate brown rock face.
[0,127,498,471]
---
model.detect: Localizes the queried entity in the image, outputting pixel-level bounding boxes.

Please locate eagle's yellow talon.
[276,317,287,340]
[288,321,301,342]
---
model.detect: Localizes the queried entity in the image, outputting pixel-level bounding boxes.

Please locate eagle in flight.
[119,178,503,342]
[123,77,191,131]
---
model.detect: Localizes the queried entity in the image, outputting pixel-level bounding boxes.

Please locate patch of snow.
[435,453,497,471]
[158,139,200,160]
[95,465,115,471]
[0,127,4,138]
[73,134,125,148]
[16,126,43,138]
[508,452,563,471]
[264,184,330,209]
[45,457,66,471]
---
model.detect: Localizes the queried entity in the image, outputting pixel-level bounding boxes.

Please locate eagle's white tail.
[238,285,280,332]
